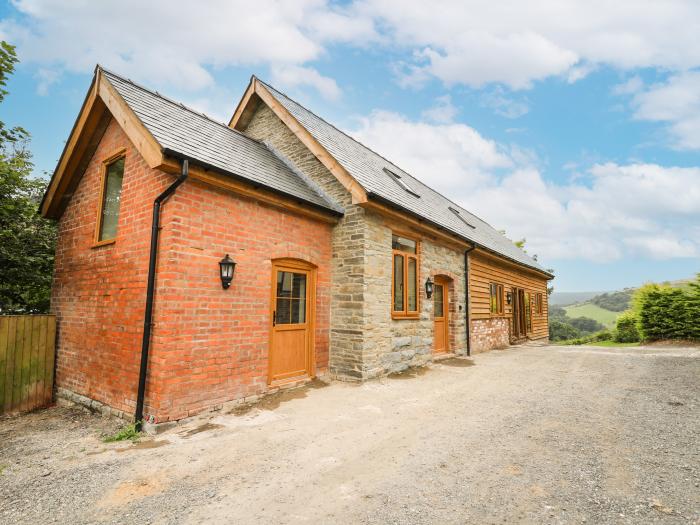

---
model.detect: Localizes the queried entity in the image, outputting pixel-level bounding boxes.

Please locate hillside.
[563,303,619,328]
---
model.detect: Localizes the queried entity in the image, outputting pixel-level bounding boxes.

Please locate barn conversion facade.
[41,67,552,426]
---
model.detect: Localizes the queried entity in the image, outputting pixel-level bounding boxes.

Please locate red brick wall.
[52,118,333,422]
[470,318,510,353]
[149,178,332,422]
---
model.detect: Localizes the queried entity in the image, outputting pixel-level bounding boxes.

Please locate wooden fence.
[0,315,56,415]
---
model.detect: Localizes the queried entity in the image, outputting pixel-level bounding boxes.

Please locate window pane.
[276,298,291,324]
[393,254,404,311]
[392,234,416,253]
[490,284,497,313]
[292,273,306,299]
[525,293,532,332]
[277,271,293,297]
[407,257,417,311]
[434,284,444,317]
[290,298,306,323]
[99,158,125,241]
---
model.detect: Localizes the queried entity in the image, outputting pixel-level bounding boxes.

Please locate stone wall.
[470,317,510,353]
[242,103,370,380]
[363,210,468,375]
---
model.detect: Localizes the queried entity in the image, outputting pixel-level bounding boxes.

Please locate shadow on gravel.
[388,367,429,380]
[439,358,475,368]
[229,378,330,416]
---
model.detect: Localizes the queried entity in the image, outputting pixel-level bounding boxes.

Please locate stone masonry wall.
[470,317,510,354]
[242,104,368,379]
[363,210,468,375]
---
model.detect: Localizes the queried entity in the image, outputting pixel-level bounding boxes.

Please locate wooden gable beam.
[96,71,162,168]
[41,69,166,218]
[229,78,368,205]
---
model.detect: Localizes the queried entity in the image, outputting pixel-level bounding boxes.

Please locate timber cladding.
[0,315,56,415]
[469,249,549,341]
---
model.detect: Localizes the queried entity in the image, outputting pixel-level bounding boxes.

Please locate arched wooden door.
[269,260,315,384]
[433,277,449,354]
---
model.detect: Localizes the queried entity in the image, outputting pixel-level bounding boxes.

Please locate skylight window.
[384,168,420,198]
[448,206,476,229]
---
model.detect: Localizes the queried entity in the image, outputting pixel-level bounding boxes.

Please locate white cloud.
[352,110,512,190]
[480,87,529,119]
[421,95,458,123]
[351,112,700,263]
[355,0,700,89]
[0,0,371,98]
[629,71,700,150]
[270,64,341,101]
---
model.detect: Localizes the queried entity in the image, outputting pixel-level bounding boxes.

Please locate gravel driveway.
[1,344,698,524]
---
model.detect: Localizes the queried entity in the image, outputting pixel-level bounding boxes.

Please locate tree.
[0,41,57,313]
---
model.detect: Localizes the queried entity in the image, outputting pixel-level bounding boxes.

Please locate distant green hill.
[556,277,696,330]
[549,291,603,306]
[563,303,620,328]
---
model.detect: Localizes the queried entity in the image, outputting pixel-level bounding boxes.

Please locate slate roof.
[101,69,341,214]
[257,79,549,275]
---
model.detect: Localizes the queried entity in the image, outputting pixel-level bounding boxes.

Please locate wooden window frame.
[93,149,126,247]
[391,233,420,319]
[489,282,504,316]
[535,292,544,315]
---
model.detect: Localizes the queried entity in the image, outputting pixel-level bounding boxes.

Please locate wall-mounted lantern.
[219,254,236,289]
[506,291,513,305]
[425,276,434,299]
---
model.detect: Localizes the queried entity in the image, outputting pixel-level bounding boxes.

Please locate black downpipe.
[135,159,189,428]
[464,246,476,356]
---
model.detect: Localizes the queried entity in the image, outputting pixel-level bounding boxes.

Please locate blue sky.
[1,1,699,292]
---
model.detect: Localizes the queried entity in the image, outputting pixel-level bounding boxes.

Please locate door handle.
[272,310,276,326]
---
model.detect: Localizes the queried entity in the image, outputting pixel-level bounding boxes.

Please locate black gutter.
[464,246,476,356]
[134,159,189,429]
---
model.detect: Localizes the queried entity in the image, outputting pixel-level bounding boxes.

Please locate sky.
[1,0,699,292]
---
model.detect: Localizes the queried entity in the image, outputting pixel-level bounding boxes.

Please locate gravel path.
[1,344,698,524]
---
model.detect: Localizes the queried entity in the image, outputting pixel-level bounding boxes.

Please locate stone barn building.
[41,67,552,428]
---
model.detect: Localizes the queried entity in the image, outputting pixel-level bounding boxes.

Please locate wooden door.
[269,261,314,384]
[433,278,449,353]
[512,288,527,339]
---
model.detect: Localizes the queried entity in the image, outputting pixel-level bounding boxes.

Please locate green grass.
[584,340,640,347]
[564,302,620,328]
[102,422,141,443]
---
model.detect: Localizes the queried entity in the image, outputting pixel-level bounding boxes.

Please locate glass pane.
[393,254,404,311]
[392,234,416,253]
[99,158,125,241]
[490,284,497,313]
[277,271,293,297]
[292,273,306,299]
[290,298,306,324]
[276,298,291,324]
[434,284,444,317]
[276,271,307,324]
[525,293,532,331]
[407,257,417,311]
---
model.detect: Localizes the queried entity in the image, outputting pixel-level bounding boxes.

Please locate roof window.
[384,168,420,198]
[448,206,476,229]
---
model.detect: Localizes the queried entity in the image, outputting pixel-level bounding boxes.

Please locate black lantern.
[219,254,236,289]
[425,276,434,299]
[506,291,513,305]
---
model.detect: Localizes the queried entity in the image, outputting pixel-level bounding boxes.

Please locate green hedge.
[632,276,700,342]
[614,312,640,343]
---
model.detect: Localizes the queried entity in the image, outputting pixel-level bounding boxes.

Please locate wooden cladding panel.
[0,315,56,415]
[469,250,549,339]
